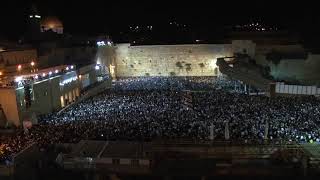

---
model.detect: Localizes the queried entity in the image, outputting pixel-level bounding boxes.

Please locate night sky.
[1,0,320,42]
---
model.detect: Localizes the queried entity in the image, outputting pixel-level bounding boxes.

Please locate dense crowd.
[1,76,320,164]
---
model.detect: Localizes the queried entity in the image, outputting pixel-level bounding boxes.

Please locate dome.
[40,16,63,34]
[41,16,63,28]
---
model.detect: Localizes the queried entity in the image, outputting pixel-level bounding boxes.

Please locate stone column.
[264,120,269,140]
[225,121,230,140]
[244,84,247,94]
[209,123,214,140]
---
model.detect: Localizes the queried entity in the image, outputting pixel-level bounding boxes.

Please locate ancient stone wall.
[100,41,319,85]
[114,43,233,77]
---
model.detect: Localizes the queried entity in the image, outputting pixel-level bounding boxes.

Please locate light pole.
[17,64,22,74]
[30,61,35,72]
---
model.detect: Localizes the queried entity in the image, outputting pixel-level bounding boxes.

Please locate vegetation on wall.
[185,63,192,73]
[145,73,150,76]
[130,64,134,68]
[198,63,205,72]
[176,61,183,69]
[169,72,176,76]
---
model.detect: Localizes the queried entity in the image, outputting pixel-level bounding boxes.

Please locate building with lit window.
[0,63,105,127]
[0,49,38,76]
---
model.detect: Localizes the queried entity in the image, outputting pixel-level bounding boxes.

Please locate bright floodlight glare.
[70,65,74,69]
[55,70,59,73]
[49,71,52,75]
[95,65,100,70]
[66,67,69,71]
[97,41,106,46]
[35,75,38,79]
[15,76,22,82]
[42,73,46,77]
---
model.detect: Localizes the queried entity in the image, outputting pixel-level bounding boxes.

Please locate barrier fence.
[275,82,320,95]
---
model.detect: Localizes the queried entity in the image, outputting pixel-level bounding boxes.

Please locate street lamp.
[17,65,22,72]
[30,61,35,72]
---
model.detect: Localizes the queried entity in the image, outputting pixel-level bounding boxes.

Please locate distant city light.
[95,65,100,70]
[30,61,35,66]
[34,75,38,79]
[66,67,69,71]
[70,65,74,69]
[35,15,41,19]
[0,72,2,76]
[49,71,52,75]
[55,70,59,73]
[42,73,46,77]
[107,41,112,46]
[79,75,82,79]
[29,15,33,18]
[17,65,22,71]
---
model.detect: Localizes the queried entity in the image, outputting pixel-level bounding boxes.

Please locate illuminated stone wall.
[114,43,233,77]
[105,41,319,85]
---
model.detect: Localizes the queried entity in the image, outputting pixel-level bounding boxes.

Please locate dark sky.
[1,0,320,39]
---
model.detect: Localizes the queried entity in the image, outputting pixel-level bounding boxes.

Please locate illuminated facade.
[0,49,38,76]
[0,64,103,127]
[40,16,64,34]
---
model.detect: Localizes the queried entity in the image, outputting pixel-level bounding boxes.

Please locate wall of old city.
[110,41,320,85]
[114,43,233,77]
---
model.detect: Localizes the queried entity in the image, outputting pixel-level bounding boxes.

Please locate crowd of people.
[1,76,320,164]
